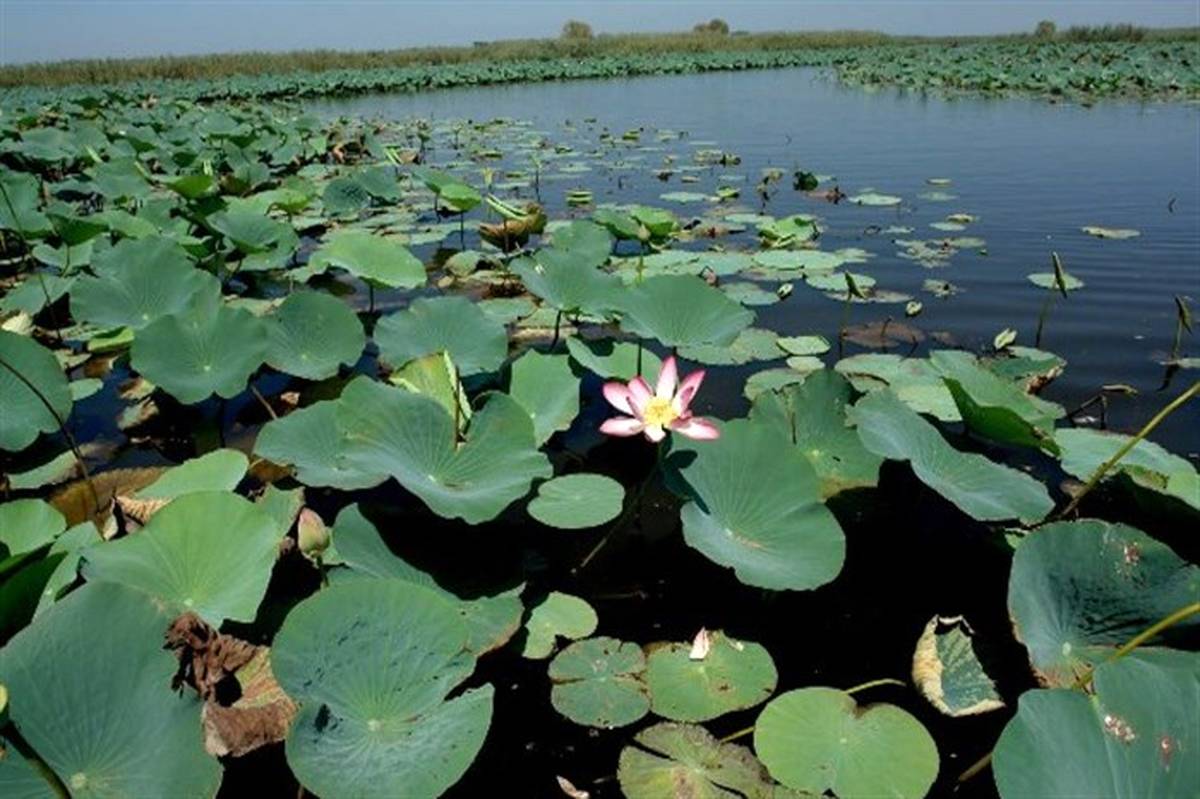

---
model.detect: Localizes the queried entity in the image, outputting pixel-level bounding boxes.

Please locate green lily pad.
[329,504,523,656]
[0,331,71,452]
[70,237,217,330]
[850,390,1054,523]
[134,448,248,499]
[993,650,1198,798]
[755,687,939,799]
[82,491,279,624]
[265,290,364,380]
[547,220,613,265]
[255,400,386,490]
[619,722,801,799]
[668,418,845,591]
[0,583,222,798]
[375,296,507,376]
[679,327,782,366]
[1008,519,1200,687]
[521,592,599,659]
[565,337,662,382]
[509,349,580,444]
[388,350,471,434]
[750,370,882,498]
[549,637,650,728]
[527,473,625,530]
[617,275,753,348]
[321,176,371,215]
[1055,428,1199,512]
[931,349,1062,454]
[337,377,551,523]
[721,282,779,306]
[0,499,66,561]
[835,354,960,422]
[645,631,777,722]
[776,335,830,356]
[912,615,1004,717]
[512,248,622,316]
[273,579,493,799]
[305,230,426,289]
[208,208,297,255]
[130,298,267,404]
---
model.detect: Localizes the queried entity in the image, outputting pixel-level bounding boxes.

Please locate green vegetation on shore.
[1,24,1195,90]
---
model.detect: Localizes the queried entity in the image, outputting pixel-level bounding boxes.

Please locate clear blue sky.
[1,1,1197,65]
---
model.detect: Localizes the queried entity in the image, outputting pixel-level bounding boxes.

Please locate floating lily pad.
[931,349,1062,454]
[509,350,580,444]
[512,248,622,315]
[273,578,493,799]
[755,687,939,799]
[134,448,248,499]
[619,722,799,799]
[668,418,845,591]
[305,230,425,289]
[549,637,650,728]
[617,275,753,348]
[0,583,222,798]
[1028,271,1084,291]
[329,504,522,656]
[0,331,71,452]
[527,474,624,530]
[1055,428,1199,512]
[255,400,386,490]
[131,299,267,404]
[776,335,830,356]
[375,296,507,376]
[836,354,960,422]
[0,499,65,560]
[750,370,882,498]
[82,491,279,624]
[70,238,217,330]
[1008,519,1200,687]
[521,591,599,659]
[679,327,782,366]
[850,390,1054,523]
[565,337,662,382]
[645,631,777,722]
[265,291,364,380]
[337,377,551,523]
[912,615,1003,716]
[993,650,1198,799]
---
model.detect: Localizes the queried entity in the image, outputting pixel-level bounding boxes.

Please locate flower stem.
[574,440,663,574]
[1054,379,1199,520]
[958,599,1200,784]
[844,677,906,695]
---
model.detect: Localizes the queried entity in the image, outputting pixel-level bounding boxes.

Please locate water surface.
[314,68,1200,453]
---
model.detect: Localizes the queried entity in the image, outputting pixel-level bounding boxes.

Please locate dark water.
[313,67,1200,455]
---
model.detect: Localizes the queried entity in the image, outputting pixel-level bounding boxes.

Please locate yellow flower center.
[641,396,678,427]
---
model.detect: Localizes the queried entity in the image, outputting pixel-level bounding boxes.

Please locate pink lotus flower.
[600,356,720,443]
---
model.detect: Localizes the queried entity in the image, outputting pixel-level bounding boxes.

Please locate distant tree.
[561,20,593,40]
[693,18,731,35]
[1034,20,1057,39]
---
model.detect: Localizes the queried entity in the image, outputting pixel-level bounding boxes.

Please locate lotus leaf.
[617,275,753,349]
[668,418,845,591]
[1008,519,1200,687]
[272,579,493,799]
[645,631,777,722]
[549,636,650,728]
[375,296,507,376]
[0,331,71,452]
[265,290,364,380]
[850,390,1054,523]
[522,591,599,659]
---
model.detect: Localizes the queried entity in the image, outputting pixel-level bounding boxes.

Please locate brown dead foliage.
[164,613,297,757]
